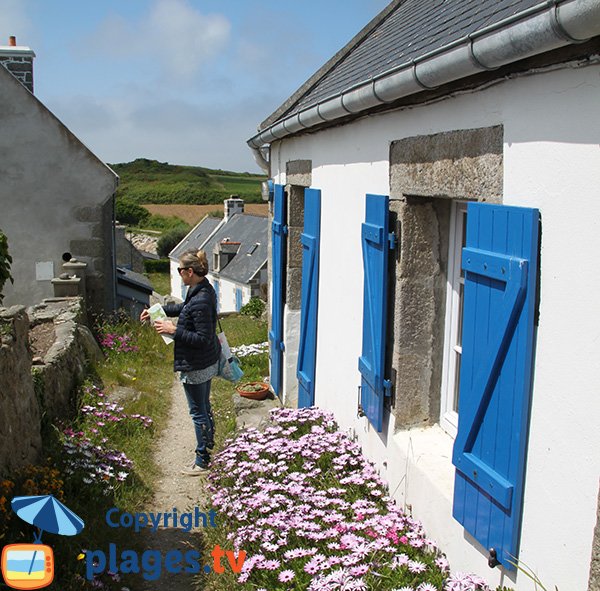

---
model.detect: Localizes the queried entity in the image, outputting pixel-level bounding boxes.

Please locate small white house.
[250,0,600,588]
[169,199,268,312]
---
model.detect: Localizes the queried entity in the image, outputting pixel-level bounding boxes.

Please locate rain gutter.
[247,0,600,172]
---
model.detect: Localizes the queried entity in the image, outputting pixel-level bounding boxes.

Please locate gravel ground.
[139,377,209,591]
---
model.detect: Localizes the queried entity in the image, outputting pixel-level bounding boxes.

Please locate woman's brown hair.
[180,250,208,277]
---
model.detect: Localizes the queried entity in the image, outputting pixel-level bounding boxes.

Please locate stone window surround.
[284,160,312,310]
[388,125,503,430]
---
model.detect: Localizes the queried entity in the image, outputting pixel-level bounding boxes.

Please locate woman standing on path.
[140,250,220,476]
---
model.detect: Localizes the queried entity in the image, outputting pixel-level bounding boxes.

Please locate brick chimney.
[224,196,244,221]
[0,36,35,93]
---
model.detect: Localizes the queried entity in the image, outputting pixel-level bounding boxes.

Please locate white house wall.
[271,63,600,590]
[169,259,185,301]
[208,274,252,314]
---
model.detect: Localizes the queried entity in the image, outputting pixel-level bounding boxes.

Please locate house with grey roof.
[169,198,267,312]
[0,37,118,314]
[169,215,222,299]
[251,1,600,588]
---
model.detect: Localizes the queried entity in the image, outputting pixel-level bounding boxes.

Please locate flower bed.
[207,407,494,591]
[60,383,153,495]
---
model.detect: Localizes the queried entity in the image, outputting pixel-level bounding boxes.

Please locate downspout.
[247,0,600,152]
[251,145,270,174]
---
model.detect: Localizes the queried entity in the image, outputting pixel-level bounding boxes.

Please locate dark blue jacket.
[163,280,221,372]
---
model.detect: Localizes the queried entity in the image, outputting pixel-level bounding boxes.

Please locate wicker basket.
[236,381,270,400]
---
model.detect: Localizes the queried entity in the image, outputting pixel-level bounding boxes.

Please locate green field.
[110,159,266,205]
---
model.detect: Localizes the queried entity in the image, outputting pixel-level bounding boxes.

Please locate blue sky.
[0,0,389,172]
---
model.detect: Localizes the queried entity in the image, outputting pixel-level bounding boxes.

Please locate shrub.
[0,230,13,304]
[240,297,266,318]
[143,258,170,273]
[115,199,150,226]
[157,227,189,258]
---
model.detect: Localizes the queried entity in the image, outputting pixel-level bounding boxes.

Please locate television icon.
[1,543,54,590]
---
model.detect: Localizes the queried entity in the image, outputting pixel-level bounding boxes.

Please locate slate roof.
[116,267,153,293]
[170,216,222,260]
[262,0,547,127]
[203,214,268,284]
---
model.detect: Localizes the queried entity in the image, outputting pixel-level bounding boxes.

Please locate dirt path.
[139,377,209,591]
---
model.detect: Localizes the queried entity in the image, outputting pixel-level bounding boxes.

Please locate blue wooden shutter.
[452,202,539,569]
[235,288,242,312]
[269,184,287,397]
[297,188,321,407]
[358,194,392,431]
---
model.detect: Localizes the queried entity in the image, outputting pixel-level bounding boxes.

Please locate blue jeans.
[182,380,214,467]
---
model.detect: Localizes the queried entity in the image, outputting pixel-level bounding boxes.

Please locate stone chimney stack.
[224,196,244,221]
[0,36,35,93]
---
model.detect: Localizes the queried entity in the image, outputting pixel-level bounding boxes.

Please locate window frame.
[440,201,468,438]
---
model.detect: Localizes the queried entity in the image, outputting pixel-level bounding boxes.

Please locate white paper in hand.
[147,303,174,344]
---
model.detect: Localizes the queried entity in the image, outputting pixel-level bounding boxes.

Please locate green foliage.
[218,315,267,346]
[145,271,171,296]
[240,296,266,318]
[238,352,269,382]
[0,230,14,304]
[144,214,190,232]
[109,158,266,205]
[143,258,170,273]
[115,199,150,226]
[157,227,189,258]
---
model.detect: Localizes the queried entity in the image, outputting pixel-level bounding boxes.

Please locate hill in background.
[110,158,266,205]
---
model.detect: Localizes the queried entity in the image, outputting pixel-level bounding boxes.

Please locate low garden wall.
[0,297,102,473]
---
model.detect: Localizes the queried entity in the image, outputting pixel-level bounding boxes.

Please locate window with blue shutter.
[358,194,393,432]
[269,184,287,397]
[452,202,540,569]
[297,188,321,408]
[235,288,243,312]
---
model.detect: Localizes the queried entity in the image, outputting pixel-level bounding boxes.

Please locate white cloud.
[83,0,231,81]
[148,0,230,79]
[45,92,267,172]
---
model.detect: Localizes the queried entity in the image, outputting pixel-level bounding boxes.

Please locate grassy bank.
[145,271,171,296]
[111,159,266,205]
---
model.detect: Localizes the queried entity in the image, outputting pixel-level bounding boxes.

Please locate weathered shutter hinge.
[383,379,393,397]
[388,231,397,250]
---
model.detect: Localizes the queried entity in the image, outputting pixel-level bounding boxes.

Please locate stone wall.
[115,225,145,273]
[0,297,102,473]
[590,485,600,591]
[0,55,34,93]
[0,306,42,472]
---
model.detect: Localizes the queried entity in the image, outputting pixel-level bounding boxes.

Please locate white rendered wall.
[213,276,251,313]
[271,64,600,590]
[169,259,185,300]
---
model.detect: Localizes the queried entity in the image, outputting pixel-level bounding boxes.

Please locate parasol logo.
[1,495,84,590]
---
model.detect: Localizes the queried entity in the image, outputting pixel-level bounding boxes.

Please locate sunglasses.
[177,267,192,274]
